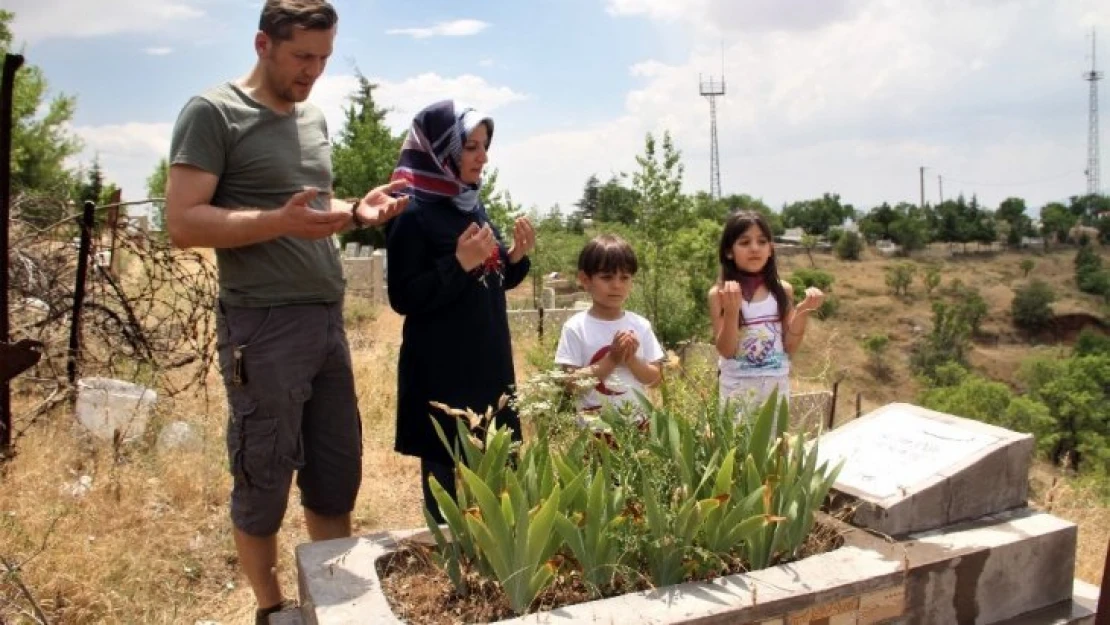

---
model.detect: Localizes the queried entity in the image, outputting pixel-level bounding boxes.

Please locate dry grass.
[1,247,1107,623]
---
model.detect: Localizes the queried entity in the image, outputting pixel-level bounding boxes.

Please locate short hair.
[578,234,639,277]
[259,0,337,41]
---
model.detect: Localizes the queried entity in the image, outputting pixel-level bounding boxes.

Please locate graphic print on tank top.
[731,297,786,372]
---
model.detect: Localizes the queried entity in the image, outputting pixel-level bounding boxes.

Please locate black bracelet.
[350,200,367,229]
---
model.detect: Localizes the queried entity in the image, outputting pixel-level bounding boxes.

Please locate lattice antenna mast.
[1085,29,1103,195]
[700,54,726,200]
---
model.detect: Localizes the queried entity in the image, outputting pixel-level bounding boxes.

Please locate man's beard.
[265,62,306,103]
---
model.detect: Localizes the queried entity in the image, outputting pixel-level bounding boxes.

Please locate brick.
[858,585,904,624]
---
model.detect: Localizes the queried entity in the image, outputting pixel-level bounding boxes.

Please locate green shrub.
[425,381,842,615]
[834,231,862,260]
[1011,280,1056,334]
[885,263,915,297]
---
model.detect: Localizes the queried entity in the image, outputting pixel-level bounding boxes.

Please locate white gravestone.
[817,403,1034,536]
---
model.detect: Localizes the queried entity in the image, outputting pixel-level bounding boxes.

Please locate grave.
[288,403,1098,624]
[817,402,1033,536]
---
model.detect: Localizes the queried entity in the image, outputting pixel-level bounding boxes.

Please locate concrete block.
[817,403,1034,536]
[297,520,905,625]
[902,509,1077,624]
[268,609,305,625]
[990,582,1096,624]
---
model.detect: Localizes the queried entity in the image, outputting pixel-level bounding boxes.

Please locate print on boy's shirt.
[588,346,622,396]
[732,321,785,370]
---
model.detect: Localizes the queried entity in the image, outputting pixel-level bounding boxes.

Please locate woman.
[385,100,535,523]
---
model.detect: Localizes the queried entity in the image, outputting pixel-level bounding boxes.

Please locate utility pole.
[919,166,928,209]
[938,175,944,203]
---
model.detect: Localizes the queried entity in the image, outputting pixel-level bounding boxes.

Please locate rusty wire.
[6,192,217,441]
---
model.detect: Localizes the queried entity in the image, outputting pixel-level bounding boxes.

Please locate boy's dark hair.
[578,234,638,276]
[260,0,337,41]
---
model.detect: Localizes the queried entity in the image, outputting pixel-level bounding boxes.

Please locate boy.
[555,235,665,423]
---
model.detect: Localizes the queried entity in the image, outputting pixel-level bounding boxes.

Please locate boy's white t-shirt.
[554,310,666,415]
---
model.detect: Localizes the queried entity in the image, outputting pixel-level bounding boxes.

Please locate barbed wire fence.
[5,192,218,447]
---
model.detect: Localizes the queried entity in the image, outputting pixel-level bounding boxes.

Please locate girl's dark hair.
[718,210,790,323]
[578,234,638,276]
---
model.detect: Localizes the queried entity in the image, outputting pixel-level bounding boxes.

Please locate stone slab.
[816,403,1034,536]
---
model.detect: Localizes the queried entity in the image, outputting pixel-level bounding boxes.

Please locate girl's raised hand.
[720,281,743,317]
[796,287,825,313]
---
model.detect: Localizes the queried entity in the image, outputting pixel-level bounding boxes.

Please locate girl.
[708,211,824,419]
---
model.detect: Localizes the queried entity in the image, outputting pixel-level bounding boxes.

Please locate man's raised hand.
[279,187,349,240]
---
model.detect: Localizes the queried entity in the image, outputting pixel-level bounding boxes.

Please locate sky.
[4,0,1110,217]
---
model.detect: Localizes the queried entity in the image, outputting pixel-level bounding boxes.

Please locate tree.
[861,334,891,379]
[885,263,915,297]
[1011,280,1056,334]
[630,132,692,343]
[922,264,941,297]
[1039,202,1076,246]
[73,158,120,227]
[996,197,1032,248]
[886,203,930,254]
[331,72,403,249]
[594,176,639,225]
[782,193,853,236]
[859,203,898,243]
[1020,258,1035,278]
[571,174,601,228]
[1067,193,1110,224]
[479,168,519,235]
[800,234,818,267]
[146,157,169,230]
[2,10,82,224]
[1018,354,1110,471]
[909,302,971,379]
[835,230,862,261]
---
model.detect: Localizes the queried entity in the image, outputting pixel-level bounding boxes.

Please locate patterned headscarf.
[390,100,494,213]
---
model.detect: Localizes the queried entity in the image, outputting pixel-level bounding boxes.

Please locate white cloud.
[144,47,174,56]
[70,123,174,203]
[311,73,529,135]
[492,0,1110,212]
[7,0,204,42]
[69,71,527,203]
[385,19,489,39]
[479,58,496,68]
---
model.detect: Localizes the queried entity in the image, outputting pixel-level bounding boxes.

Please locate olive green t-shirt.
[169,82,345,307]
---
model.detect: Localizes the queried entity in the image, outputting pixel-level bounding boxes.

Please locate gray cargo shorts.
[216,301,362,537]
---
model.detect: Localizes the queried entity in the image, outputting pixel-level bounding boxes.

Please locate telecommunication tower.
[1084,30,1103,195]
[700,73,725,200]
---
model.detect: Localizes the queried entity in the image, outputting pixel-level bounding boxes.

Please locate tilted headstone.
[541,287,556,309]
[816,403,1033,536]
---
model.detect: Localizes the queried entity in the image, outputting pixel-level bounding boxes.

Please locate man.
[165,1,405,622]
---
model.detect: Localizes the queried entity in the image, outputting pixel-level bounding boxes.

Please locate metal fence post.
[67,200,96,386]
